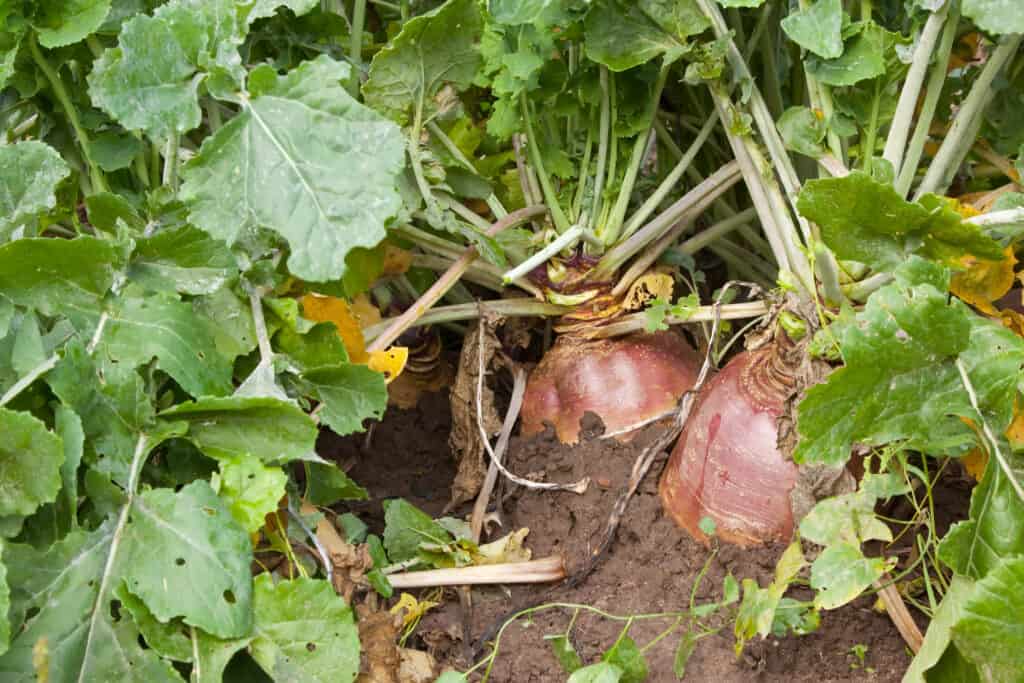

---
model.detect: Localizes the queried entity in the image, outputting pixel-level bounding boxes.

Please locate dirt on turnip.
[322,389,938,682]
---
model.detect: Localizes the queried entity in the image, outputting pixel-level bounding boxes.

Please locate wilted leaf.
[301,294,366,362]
[367,347,408,384]
[473,528,532,564]
[810,543,895,609]
[951,246,1016,315]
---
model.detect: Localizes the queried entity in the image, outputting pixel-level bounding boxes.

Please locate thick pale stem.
[590,66,612,232]
[387,556,566,589]
[679,208,758,255]
[502,225,585,283]
[882,2,949,175]
[367,206,548,351]
[586,301,770,339]
[363,299,570,342]
[896,1,960,197]
[348,0,366,95]
[594,161,742,281]
[162,135,179,191]
[915,35,1024,200]
[965,208,1024,228]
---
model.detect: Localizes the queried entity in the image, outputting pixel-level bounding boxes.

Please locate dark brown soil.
[323,390,919,682]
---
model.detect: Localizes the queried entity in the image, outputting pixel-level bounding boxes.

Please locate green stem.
[679,207,758,255]
[149,142,160,189]
[520,93,571,233]
[206,99,223,132]
[29,36,108,193]
[348,0,366,96]
[914,34,1024,200]
[896,1,959,197]
[620,112,719,242]
[861,80,881,170]
[590,66,612,232]
[602,65,670,245]
[162,135,179,191]
[426,120,508,218]
[571,126,594,223]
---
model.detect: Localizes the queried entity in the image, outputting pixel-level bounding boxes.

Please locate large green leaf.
[963,0,1024,36]
[0,237,117,330]
[32,0,112,48]
[48,341,154,486]
[0,141,70,241]
[128,225,237,296]
[903,576,975,683]
[250,0,319,20]
[584,0,708,71]
[0,522,180,682]
[0,408,63,517]
[363,0,484,125]
[301,364,387,436]
[796,259,1024,466]
[780,0,843,60]
[181,55,405,282]
[161,396,318,464]
[951,556,1024,680]
[119,481,253,638]
[797,171,1003,271]
[88,0,248,138]
[247,575,360,682]
[105,292,234,397]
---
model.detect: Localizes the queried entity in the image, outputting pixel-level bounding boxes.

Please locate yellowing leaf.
[350,293,383,327]
[961,399,1024,480]
[390,592,439,629]
[368,347,408,384]
[382,244,413,275]
[951,246,1017,315]
[1001,309,1024,336]
[301,293,368,362]
[962,449,989,481]
[622,271,674,311]
[472,528,532,565]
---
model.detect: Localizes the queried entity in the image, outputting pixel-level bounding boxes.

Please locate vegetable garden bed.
[1,0,1023,681]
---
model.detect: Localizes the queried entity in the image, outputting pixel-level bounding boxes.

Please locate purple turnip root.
[521,331,702,444]
[659,346,799,547]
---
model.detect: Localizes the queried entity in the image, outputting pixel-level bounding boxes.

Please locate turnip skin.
[521,331,702,444]
[659,346,799,547]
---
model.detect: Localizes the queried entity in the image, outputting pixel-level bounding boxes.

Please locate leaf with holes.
[181,55,405,282]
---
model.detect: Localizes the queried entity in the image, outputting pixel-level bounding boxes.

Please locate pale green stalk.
[521,94,572,233]
[426,120,508,218]
[502,225,585,283]
[590,66,612,232]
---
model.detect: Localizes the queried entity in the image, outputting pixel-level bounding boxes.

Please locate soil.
[321,389,953,682]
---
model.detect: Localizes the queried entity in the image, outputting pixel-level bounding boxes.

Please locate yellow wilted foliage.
[300,293,406,384]
[950,246,1017,315]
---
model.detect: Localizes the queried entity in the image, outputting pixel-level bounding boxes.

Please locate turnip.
[659,343,799,546]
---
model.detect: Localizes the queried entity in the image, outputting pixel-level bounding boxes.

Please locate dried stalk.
[387,556,566,589]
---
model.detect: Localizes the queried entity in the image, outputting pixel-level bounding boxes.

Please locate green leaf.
[301,364,387,436]
[90,130,144,173]
[951,556,1024,680]
[182,55,405,283]
[84,192,144,233]
[810,543,893,609]
[54,404,85,530]
[193,286,258,362]
[780,0,843,60]
[214,453,287,533]
[120,480,253,638]
[672,630,697,679]
[546,633,584,674]
[382,498,452,563]
[275,322,349,372]
[305,462,368,506]
[963,0,1024,36]
[161,396,318,465]
[796,259,1024,466]
[601,634,648,683]
[584,0,709,71]
[249,575,360,682]
[939,456,1024,579]
[0,408,63,517]
[435,672,469,683]
[777,106,827,158]
[488,0,562,24]
[567,662,624,683]
[0,541,8,656]
[250,0,319,20]
[805,22,888,87]
[363,0,484,125]
[105,292,234,397]
[129,225,237,296]
[0,521,181,682]
[48,341,154,486]
[797,171,1003,271]
[32,0,112,48]
[10,311,44,376]
[903,576,975,683]
[0,236,116,330]
[0,141,70,241]
[88,14,201,138]
[115,585,192,661]
[734,578,785,649]
[716,0,764,6]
